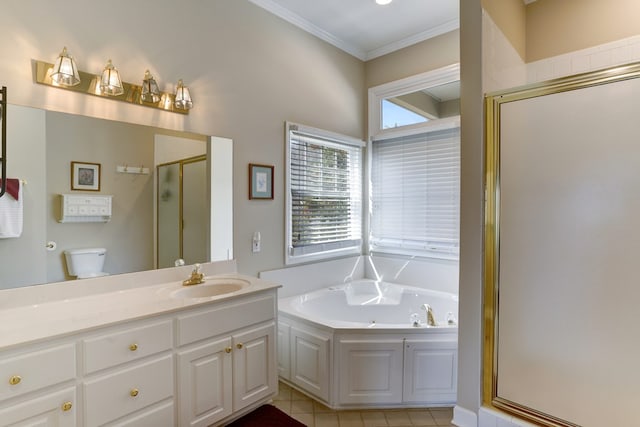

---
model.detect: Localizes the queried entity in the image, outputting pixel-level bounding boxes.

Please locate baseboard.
[452,405,478,427]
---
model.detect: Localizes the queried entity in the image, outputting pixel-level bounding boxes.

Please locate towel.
[0,179,20,201]
[0,179,23,238]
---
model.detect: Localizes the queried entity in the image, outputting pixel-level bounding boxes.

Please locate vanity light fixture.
[50,47,81,87]
[99,59,124,96]
[141,70,161,103]
[174,79,193,110]
[376,0,392,4]
[34,52,190,114]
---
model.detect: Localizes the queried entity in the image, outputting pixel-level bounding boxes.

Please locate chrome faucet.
[182,263,205,286]
[421,303,437,327]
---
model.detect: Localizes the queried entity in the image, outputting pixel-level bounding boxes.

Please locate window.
[382,99,428,129]
[286,122,364,264]
[370,127,460,259]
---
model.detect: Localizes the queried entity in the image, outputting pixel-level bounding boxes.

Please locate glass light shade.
[141,70,161,103]
[376,0,392,4]
[100,59,124,96]
[174,79,193,109]
[50,47,81,87]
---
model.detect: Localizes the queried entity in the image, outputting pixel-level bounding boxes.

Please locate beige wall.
[365,30,460,89]
[457,0,484,420]
[527,0,640,61]
[0,0,365,279]
[482,0,526,60]
[484,0,640,63]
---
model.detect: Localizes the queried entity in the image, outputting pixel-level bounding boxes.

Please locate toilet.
[64,248,109,279]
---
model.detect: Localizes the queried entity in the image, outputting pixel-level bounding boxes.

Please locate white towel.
[0,180,23,238]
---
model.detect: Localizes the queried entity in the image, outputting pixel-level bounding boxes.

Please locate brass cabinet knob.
[130,388,139,397]
[9,375,21,385]
[61,401,73,412]
[236,343,243,349]
[225,347,232,353]
[129,343,138,351]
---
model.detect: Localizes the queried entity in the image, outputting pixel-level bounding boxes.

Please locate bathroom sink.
[171,278,250,299]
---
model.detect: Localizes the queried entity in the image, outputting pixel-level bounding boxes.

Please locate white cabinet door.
[232,322,277,411]
[277,321,291,380]
[290,326,331,402]
[177,337,233,427]
[337,339,404,405]
[403,339,457,404]
[0,387,76,427]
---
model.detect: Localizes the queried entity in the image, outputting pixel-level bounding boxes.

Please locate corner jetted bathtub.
[277,279,459,409]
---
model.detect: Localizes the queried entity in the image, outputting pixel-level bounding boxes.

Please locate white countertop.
[0,263,280,350]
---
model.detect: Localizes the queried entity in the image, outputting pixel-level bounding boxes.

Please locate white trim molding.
[366,18,460,60]
[453,405,478,427]
[248,0,366,60]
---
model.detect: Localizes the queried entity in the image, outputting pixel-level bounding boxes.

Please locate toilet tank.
[64,248,107,279]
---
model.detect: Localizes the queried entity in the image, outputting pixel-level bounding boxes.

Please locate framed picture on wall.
[249,163,274,200]
[71,161,101,191]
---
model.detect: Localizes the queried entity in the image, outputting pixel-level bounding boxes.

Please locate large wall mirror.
[0,105,233,290]
[484,63,640,426]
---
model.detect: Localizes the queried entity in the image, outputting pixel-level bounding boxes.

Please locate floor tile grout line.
[277,381,455,427]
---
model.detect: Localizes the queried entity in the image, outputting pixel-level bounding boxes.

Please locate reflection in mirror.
[0,104,231,290]
[157,155,207,268]
[382,80,460,129]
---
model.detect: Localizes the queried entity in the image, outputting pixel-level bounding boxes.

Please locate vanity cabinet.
[0,343,77,426]
[176,295,277,427]
[0,288,277,427]
[231,322,276,410]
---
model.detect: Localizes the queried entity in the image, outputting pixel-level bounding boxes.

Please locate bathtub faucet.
[421,304,437,327]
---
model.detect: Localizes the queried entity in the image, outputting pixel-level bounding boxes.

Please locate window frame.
[285,121,365,265]
[366,64,461,261]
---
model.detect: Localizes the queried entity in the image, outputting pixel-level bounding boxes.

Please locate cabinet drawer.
[84,355,173,426]
[0,386,76,426]
[177,294,276,346]
[0,344,75,400]
[83,320,172,374]
[105,400,174,427]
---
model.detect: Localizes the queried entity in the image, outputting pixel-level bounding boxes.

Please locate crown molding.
[249,0,367,60]
[364,18,460,61]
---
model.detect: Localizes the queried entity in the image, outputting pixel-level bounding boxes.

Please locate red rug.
[225,404,306,427]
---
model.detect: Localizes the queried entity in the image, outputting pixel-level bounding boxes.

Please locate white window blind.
[370,127,460,258]
[287,124,363,262]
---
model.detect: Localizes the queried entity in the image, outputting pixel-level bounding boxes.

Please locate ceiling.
[248,0,460,61]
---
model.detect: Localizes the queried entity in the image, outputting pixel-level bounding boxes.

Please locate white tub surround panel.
[260,255,459,298]
[259,256,365,298]
[0,262,280,426]
[365,255,459,295]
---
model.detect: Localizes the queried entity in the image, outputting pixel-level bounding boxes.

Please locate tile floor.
[272,382,456,427]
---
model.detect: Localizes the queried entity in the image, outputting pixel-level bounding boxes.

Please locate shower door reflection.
[157,155,207,268]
